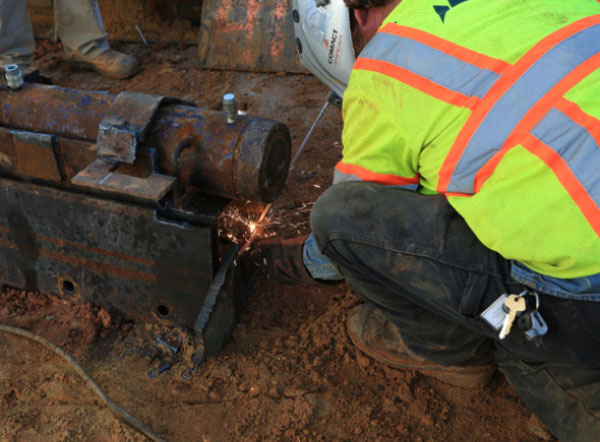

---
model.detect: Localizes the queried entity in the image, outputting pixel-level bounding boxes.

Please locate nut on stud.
[5,64,23,90]
[222,93,238,124]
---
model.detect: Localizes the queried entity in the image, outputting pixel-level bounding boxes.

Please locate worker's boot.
[67,48,139,80]
[347,304,496,388]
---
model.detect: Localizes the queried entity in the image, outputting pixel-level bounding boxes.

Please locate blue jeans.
[310,181,600,442]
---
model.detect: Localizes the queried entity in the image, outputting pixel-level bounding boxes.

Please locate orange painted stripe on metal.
[0,239,16,250]
[555,98,600,150]
[0,224,204,277]
[522,133,600,237]
[335,161,419,186]
[380,23,511,74]
[473,52,600,193]
[353,58,479,110]
[437,14,600,194]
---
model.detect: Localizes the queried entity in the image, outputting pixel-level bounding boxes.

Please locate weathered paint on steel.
[0,178,216,327]
[198,0,305,73]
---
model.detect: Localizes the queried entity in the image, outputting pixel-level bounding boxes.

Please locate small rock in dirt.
[267,386,279,399]
[356,354,371,368]
[283,387,302,398]
[98,309,111,328]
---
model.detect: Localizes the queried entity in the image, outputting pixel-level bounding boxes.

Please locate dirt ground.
[0,40,554,442]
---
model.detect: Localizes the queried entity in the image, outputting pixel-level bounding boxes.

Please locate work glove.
[242,235,316,286]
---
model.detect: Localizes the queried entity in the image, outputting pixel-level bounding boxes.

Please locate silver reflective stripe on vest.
[447,24,600,194]
[333,168,362,184]
[532,108,600,207]
[361,32,500,99]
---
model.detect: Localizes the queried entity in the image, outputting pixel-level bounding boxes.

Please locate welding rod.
[136,25,148,45]
[290,98,331,168]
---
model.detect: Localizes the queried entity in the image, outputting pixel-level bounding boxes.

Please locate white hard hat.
[292,0,356,97]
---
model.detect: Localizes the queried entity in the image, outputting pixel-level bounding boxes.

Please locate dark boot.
[347,304,496,388]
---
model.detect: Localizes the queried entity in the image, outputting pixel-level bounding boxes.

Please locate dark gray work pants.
[310,181,600,442]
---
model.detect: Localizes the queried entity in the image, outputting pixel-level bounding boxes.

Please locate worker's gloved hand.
[242,235,316,286]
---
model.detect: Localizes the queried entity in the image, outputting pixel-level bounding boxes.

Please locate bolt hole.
[58,276,80,300]
[62,279,75,294]
[155,304,170,319]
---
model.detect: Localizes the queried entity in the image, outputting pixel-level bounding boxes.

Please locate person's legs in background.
[54,0,108,58]
[0,0,35,69]
[55,0,138,79]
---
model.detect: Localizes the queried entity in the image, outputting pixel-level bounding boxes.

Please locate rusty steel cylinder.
[0,83,291,202]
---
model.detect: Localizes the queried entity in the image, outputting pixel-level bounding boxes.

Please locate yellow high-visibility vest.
[338,0,600,278]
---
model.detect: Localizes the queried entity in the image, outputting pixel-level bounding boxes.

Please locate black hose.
[0,324,167,442]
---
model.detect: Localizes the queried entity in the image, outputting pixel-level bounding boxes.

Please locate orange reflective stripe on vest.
[335,161,420,187]
[355,23,508,110]
[352,13,600,238]
[437,15,600,195]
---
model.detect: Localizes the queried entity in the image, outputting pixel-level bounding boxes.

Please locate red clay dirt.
[0,40,553,441]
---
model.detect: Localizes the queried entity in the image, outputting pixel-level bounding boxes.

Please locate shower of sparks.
[218,198,318,252]
[224,92,331,253]
[218,202,280,247]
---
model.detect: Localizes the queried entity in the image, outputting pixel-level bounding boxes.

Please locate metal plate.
[72,158,176,203]
[0,178,217,328]
[0,129,62,181]
[198,0,305,73]
[96,91,166,163]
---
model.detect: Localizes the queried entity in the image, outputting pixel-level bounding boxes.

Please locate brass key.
[499,294,526,340]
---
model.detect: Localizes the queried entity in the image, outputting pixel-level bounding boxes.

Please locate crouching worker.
[252,0,600,440]
[0,0,138,79]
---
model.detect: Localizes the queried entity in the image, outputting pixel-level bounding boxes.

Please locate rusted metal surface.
[72,158,176,203]
[194,243,240,361]
[198,0,305,73]
[96,91,168,164]
[0,82,263,354]
[0,129,62,181]
[0,178,229,329]
[0,83,291,203]
[169,115,292,203]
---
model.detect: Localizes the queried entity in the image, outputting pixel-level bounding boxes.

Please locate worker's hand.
[240,235,315,287]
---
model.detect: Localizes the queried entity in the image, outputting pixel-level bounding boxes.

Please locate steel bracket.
[71,157,176,204]
[96,91,167,164]
[79,92,191,202]
[0,129,63,181]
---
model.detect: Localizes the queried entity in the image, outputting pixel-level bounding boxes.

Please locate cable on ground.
[0,324,167,442]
